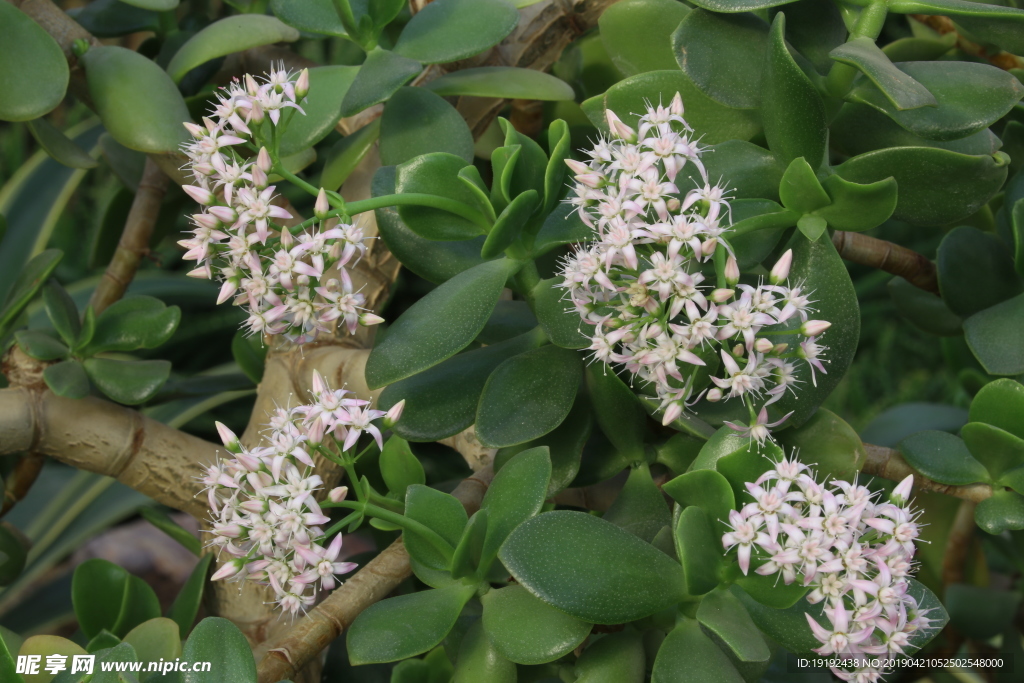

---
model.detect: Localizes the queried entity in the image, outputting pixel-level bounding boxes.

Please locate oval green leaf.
[380,87,474,167]
[0,3,69,122]
[481,585,591,665]
[393,0,519,65]
[166,15,300,83]
[673,9,768,110]
[425,67,575,101]
[181,617,256,683]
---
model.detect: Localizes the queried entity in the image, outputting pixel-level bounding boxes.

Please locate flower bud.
[732,343,744,357]
[701,238,718,257]
[251,164,268,189]
[773,343,789,354]
[801,320,832,337]
[182,184,215,206]
[328,486,349,503]
[209,205,238,224]
[184,122,207,139]
[724,254,740,286]
[710,288,734,303]
[306,416,325,447]
[666,197,681,212]
[314,188,330,219]
[670,92,684,117]
[249,98,265,124]
[186,264,212,280]
[216,421,242,452]
[891,474,914,505]
[257,147,272,173]
[383,399,405,429]
[295,68,310,99]
[605,110,637,143]
[360,313,385,326]
[564,158,589,175]
[754,338,774,354]
[211,558,246,582]
[707,387,723,402]
[661,401,682,426]
[770,249,793,285]
[244,74,259,96]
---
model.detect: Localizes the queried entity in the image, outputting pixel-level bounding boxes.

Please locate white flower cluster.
[178,65,380,344]
[559,94,832,442]
[201,371,400,615]
[723,458,932,682]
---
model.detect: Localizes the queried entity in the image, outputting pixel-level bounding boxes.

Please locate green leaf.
[365,258,515,388]
[497,118,549,203]
[836,147,1009,226]
[847,61,1024,142]
[380,87,474,166]
[393,0,519,64]
[425,67,574,101]
[696,587,770,664]
[166,15,299,83]
[961,422,1024,480]
[43,359,90,399]
[121,0,178,9]
[938,226,1023,317]
[123,617,182,673]
[691,0,800,9]
[676,140,786,202]
[72,559,159,640]
[277,65,359,157]
[543,119,571,214]
[531,277,588,349]
[964,293,1024,376]
[975,489,1024,534]
[830,37,936,111]
[321,118,381,191]
[140,507,201,555]
[0,524,27,586]
[651,619,744,683]
[395,152,489,240]
[722,198,794,266]
[778,157,829,214]
[761,14,827,167]
[673,9,768,110]
[969,378,1024,441]
[404,485,468,572]
[379,330,544,442]
[231,329,267,385]
[733,571,808,609]
[600,70,761,146]
[340,48,423,118]
[888,276,962,337]
[574,630,646,683]
[476,345,581,448]
[603,464,672,543]
[832,102,1000,158]
[533,203,592,257]
[481,585,591,665]
[796,214,826,241]
[372,166,489,285]
[675,506,722,596]
[480,446,551,564]
[181,617,256,683]
[945,584,1022,641]
[882,34,956,62]
[0,3,69,122]
[82,46,191,153]
[452,621,517,683]
[348,585,476,664]
[662,469,735,528]
[270,0,347,37]
[0,249,63,335]
[457,166,498,225]
[775,0,847,74]
[585,364,647,462]
[481,190,538,259]
[731,588,820,655]
[815,174,897,232]
[501,510,687,624]
[380,435,426,498]
[688,428,780,503]
[43,280,80,345]
[599,0,692,75]
[84,358,172,405]
[0,627,18,683]
[27,118,99,170]
[18,636,88,683]
[889,0,1024,54]
[898,431,990,486]
[16,329,70,361]
[776,409,866,482]
[451,509,488,581]
[69,0,160,38]
[168,553,213,638]
[83,296,181,354]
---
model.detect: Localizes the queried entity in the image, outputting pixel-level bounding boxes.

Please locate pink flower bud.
[183,184,215,206]
[307,416,325,446]
[250,164,268,189]
[186,264,212,279]
[801,320,832,337]
[216,421,241,452]
[732,343,744,357]
[193,213,219,230]
[770,249,793,285]
[724,254,740,286]
[328,486,349,503]
[244,74,259,96]
[564,158,589,175]
[383,399,405,429]
[315,188,330,219]
[211,558,246,581]
[184,122,206,138]
[257,147,272,173]
[707,387,723,402]
[360,313,385,326]
[710,288,734,303]
[666,197,681,212]
[701,238,718,256]
[250,98,265,124]
[662,401,682,425]
[605,109,637,143]
[670,92,684,117]
[208,205,237,224]
[754,338,774,354]
[295,68,310,99]
[773,343,788,354]
[891,474,914,504]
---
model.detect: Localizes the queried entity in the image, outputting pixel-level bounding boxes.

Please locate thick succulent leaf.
[43,359,90,399]
[453,621,517,683]
[969,379,1024,441]
[83,295,181,354]
[365,258,516,388]
[846,61,1024,141]
[696,587,770,664]
[961,422,1024,481]
[964,293,1024,376]
[777,409,866,482]
[404,485,468,571]
[321,119,381,191]
[815,174,897,232]
[166,15,299,82]
[573,630,646,683]
[394,153,489,240]
[392,0,519,64]
[599,0,692,75]
[533,203,593,257]
[774,0,847,74]
[673,9,768,110]
[675,140,786,202]
[425,67,574,100]
[585,364,648,461]
[0,3,69,122]
[898,431,990,486]
[380,87,474,166]
[481,585,591,665]
[340,48,422,118]
[889,0,1024,54]
[26,118,98,170]
[83,46,191,153]
[937,226,1023,318]
[277,66,359,157]
[270,0,347,37]
[84,358,172,405]
[830,37,937,111]
[651,619,744,683]
[482,190,539,259]
[500,510,688,624]
[531,277,588,349]
[181,617,256,683]
[68,0,161,38]
[603,464,672,543]
[832,102,1002,157]
[974,490,1024,534]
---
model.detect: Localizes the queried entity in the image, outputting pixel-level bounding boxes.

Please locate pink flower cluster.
[559,94,831,443]
[722,457,933,682]
[201,371,399,615]
[177,64,380,344]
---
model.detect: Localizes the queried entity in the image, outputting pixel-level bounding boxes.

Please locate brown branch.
[832,230,940,295]
[88,158,170,315]
[862,444,993,503]
[909,14,1024,71]
[1,453,44,517]
[255,467,495,683]
[942,500,977,588]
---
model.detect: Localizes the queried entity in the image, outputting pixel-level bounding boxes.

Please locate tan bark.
[832,230,940,295]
